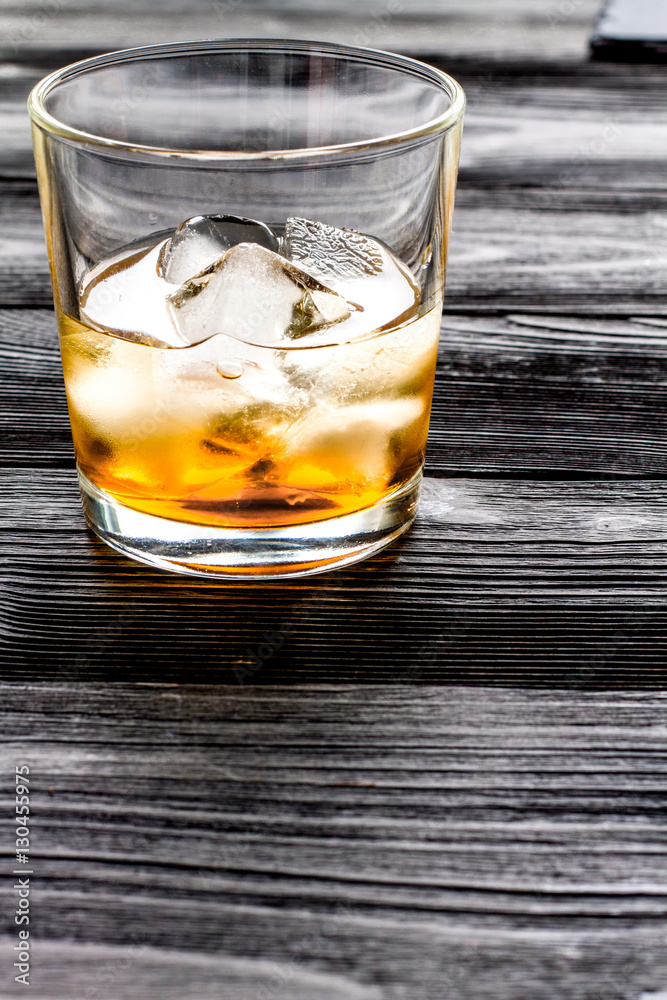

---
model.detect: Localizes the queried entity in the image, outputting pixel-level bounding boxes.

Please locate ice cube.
[284,216,383,281]
[283,397,426,485]
[157,214,278,285]
[281,306,441,409]
[167,243,351,347]
[65,341,157,441]
[283,217,420,343]
[78,215,421,353]
[80,239,187,349]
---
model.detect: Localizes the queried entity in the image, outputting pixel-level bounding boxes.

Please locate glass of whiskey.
[29,40,465,578]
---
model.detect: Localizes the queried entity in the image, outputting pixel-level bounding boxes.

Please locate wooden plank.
[430,313,667,474]
[0,184,48,305]
[3,471,667,677]
[1,683,666,998]
[0,0,600,64]
[6,60,667,186]
[3,186,667,313]
[5,310,667,475]
[0,943,383,1000]
[4,6,666,997]
[448,187,667,313]
[0,64,42,178]
[459,63,667,191]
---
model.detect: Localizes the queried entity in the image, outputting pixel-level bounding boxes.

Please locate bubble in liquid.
[217,360,244,379]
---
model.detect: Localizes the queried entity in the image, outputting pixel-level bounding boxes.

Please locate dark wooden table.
[2,2,667,998]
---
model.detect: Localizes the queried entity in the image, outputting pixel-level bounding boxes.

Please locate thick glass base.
[78,469,421,579]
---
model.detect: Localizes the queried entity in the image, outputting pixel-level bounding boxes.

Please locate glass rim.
[27,37,466,162]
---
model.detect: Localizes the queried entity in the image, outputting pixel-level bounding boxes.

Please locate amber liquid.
[59,307,440,529]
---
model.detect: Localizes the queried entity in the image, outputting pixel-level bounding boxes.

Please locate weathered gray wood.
[3,186,667,313]
[3,5,667,998]
[0,0,599,63]
[1,684,666,998]
[7,467,667,546]
[460,63,667,190]
[7,58,667,187]
[0,944,383,1000]
[5,309,667,475]
[3,6,667,1000]
[3,471,667,677]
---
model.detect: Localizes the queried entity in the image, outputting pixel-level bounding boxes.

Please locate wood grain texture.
[3,186,667,313]
[1,684,667,999]
[0,944,383,1000]
[5,309,667,475]
[6,59,667,187]
[3,7,667,998]
[3,471,667,678]
[0,0,600,63]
